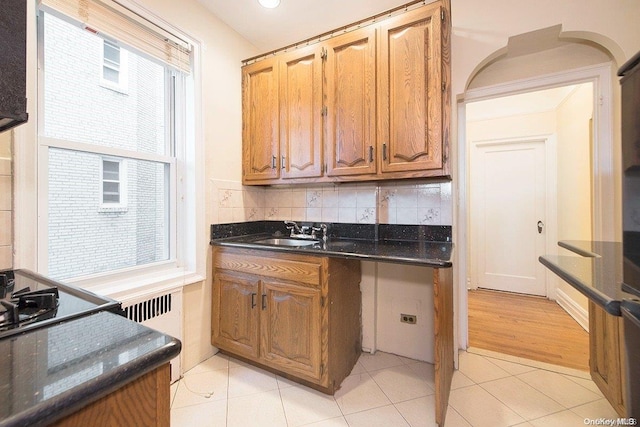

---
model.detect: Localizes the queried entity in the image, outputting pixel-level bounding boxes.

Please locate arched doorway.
[456,26,620,367]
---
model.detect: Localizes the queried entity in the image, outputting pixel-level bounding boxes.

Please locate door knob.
[537,221,544,234]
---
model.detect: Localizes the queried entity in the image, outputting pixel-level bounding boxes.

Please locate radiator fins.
[124,294,172,323]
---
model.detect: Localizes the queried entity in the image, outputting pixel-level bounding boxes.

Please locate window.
[102,41,120,83]
[37,0,194,284]
[101,158,127,208]
[100,40,128,91]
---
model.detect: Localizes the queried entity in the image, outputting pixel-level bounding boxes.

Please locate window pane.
[103,66,119,83]
[43,12,167,156]
[48,148,169,280]
[104,41,120,64]
[103,160,120,180]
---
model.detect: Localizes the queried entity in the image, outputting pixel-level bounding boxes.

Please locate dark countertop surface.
[539,240,635,316]
[210,221,453,268]
[0,311,181,427]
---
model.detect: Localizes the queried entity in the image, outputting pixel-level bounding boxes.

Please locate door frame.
[469,135,557,298]
[456,62,614,349]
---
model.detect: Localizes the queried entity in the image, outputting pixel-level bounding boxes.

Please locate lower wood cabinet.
[589,301,626,416]
[212,246,361,393]
[52,364,171,427]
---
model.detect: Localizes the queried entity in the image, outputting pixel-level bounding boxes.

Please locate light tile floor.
[170,348,618,427]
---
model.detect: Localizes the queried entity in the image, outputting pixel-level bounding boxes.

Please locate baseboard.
[555,288,589,332]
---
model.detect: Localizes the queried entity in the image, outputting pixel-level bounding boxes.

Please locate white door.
[471,139,547,296]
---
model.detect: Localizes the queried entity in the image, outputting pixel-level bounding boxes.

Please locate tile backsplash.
[211,179,452,226]
[0,132,12,269]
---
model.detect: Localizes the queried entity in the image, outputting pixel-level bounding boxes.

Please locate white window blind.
[39,0,192,73]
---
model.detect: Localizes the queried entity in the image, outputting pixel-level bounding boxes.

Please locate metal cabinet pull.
[262,294,267,310]
[282,155,286,169]
[251,293,257,308]
[537,221,544,234]
[369,146,374,163]
[272,155,276,169]
[382,143,387,161]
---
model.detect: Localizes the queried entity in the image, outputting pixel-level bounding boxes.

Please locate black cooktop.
[0,269,122,340]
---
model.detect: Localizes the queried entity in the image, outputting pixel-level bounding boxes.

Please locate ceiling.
[197,0,412,52]
[465,84,590,122]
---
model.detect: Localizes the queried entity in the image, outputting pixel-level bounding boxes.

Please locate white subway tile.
[338,207,357,223]
[357,207,376,224]
[395,188,418,208]
[323,187,340,208]
[0,211,10,246]
[418,207,441,225]
[417,187,441,208]
[0,176,11,211]
[306,207,322,222]
[306,190,323,208]
[0,246,10,270]
[396,208,419,225]
[322,207,339,222]
[291,190,307,208]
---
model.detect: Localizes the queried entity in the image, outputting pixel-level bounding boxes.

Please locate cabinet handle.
[282,155,286,169]
[369,146,374,163]
[272,155,276,169]
[382,143,387,161]
[262,294,267,310]
[251,293,257,308]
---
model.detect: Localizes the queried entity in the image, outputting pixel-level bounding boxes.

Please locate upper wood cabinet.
[242,57,280,182]
[325,27,377,177]
[378,5,443,174]
[279,46,324,179]
[241,0,450,185]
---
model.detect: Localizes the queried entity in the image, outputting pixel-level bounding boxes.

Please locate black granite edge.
[211,221,451,243]
[5,320,182,427]
[538,255,621,316]
[558,241,600,258]
[212,239,453,268]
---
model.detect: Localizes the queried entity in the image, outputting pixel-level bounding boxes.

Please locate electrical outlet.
[400,314,417,324]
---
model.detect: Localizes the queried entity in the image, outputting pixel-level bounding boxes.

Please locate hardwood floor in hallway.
[468,288,590,371]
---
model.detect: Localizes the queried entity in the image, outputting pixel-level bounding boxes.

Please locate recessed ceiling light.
[258,0,280,8]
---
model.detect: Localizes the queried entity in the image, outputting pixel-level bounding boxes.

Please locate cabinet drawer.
[214,250,322,286]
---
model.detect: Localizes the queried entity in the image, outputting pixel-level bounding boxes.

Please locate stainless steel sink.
[253,238,319,247]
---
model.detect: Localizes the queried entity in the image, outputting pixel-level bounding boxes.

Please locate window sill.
[98,206,128,213]
[67,266,205,303]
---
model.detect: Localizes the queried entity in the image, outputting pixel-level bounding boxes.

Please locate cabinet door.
[242,58,280,182]
[378,5,443,173]
[212,272,260,359]
[325,27,377,177]
[280,46,323,179]
[589,302,626,416]
[260,280,324,381]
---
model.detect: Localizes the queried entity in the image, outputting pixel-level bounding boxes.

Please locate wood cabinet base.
[212,247,362,394]
[52,364,170,427]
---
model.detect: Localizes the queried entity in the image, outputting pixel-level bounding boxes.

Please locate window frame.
[32,7,196,291]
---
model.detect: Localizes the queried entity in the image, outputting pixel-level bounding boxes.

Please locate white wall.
[556,84,594,315]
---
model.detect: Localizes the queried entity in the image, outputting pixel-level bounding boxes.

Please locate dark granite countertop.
[0,311,181,427]
[539,240,635,316]
[210,221,453,268]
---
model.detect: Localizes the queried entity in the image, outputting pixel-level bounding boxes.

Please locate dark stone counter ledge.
[0,311,181,427]
[211,221,453,268]
[539,240,635,316]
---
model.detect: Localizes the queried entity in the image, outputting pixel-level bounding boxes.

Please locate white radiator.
[121,289,183,383]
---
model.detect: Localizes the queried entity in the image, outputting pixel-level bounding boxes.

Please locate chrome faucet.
[284,221,327,242]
